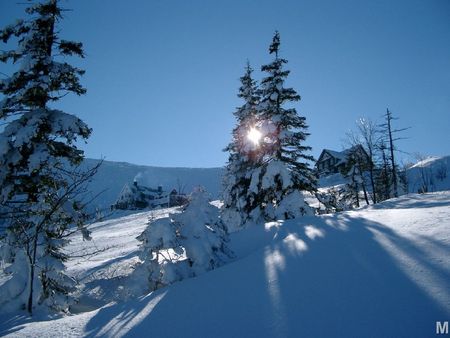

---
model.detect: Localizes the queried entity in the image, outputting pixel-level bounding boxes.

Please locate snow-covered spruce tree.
[316,187,346,213]
[341,165,362,209]
[137,189,233,292]
[136,216,184,291]
[341,145,370,207]
[0,0,93,314]
[176,189,233,275]
[247,31,316,221]
[222,62,261,230]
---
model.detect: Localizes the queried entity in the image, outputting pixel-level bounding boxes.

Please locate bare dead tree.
[379,109,410,198]
[377,140,392,201]
[346,122,377,204]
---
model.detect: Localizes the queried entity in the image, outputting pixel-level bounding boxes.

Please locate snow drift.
[1,191,449,337]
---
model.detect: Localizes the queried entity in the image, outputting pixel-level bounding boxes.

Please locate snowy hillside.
[1,192,449,337]
[81,159,224,211]
[406,155,450,193]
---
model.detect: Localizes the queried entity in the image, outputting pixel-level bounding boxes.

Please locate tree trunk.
[27,4,57,315]
[382,148,390,200]
[368,159,377,204]
[386,109,398,197]
[362,181,370,205]
[356,159,370,205]
[27,228,39,314]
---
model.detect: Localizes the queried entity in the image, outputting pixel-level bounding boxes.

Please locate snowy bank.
[1,192,449,337]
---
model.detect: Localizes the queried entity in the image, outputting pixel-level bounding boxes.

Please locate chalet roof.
[317,149,347,164]
[322,149,347,160]
[317,145,367,165]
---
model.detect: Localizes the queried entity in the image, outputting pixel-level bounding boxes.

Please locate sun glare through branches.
[247,127,262,146]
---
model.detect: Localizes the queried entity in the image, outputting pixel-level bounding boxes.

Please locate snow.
[406,155,450,193]
[261,160,292,191]
[66,208,178,307]
[410,156,442,168]
[1,191,449,337]
[318,172,346,188]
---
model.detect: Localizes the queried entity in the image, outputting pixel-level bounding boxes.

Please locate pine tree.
[0,0,93,314]
[222,62,260,230]
[175,189,233,275]
[342,145,370,206]
[247,31,316,221]
[137,216,184,291]
[341,155,362,209]
[137,189,233,292]
[343,166,361,208]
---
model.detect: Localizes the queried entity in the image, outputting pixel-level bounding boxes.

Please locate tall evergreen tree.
[0,0,93,314]
[247,31,316,221]
[222,62,260,230]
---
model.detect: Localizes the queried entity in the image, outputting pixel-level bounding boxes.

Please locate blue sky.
[1,0,449,168]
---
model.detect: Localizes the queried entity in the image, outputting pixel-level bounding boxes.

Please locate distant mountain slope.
[81,159,224,210]
[406,155,450,193]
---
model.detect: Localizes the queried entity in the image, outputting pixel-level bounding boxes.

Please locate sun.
[247,127,262,146]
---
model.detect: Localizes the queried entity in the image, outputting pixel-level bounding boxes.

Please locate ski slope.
[1,192,449,337]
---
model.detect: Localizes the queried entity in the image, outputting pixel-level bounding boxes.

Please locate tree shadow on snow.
[254,213,450,337]
[82,290,167,337]
[78,250,138,281]
[370,192,450,210]
[0,314,29,336]
[81,211,449,338]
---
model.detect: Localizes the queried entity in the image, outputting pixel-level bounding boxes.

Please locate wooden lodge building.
[113,181,188,210]
[316,145,368,177]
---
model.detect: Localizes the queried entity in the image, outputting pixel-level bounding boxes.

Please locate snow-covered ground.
[1,191,449,337]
